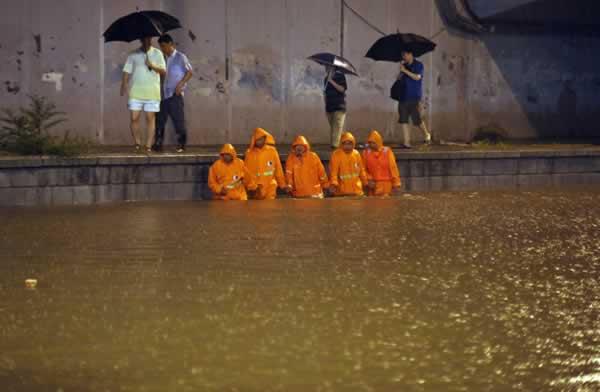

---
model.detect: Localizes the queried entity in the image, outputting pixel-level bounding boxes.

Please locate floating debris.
[25,278,37,290]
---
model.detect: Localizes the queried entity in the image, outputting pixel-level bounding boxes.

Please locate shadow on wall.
[435,0,600,140]
[478,33,600,140]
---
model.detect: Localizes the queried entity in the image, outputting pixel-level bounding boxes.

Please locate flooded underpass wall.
[1,0,600,145]
[1,150,599,206]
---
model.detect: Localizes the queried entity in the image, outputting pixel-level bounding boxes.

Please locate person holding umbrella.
[366,32,436,148]
[324,66,348,149]
[120,37,166,153]
[307,53,358,150]
[396,50,432,148]
[104,10,181,153]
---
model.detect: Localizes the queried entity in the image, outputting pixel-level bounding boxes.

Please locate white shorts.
[128,99,160,113]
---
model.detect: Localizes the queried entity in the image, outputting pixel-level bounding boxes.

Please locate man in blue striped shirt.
[154,34,193,153]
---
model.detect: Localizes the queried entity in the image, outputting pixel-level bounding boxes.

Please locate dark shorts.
[398,100,422,125]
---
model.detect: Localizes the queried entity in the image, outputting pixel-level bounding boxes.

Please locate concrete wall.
[2,0,600,146]
[1,149,599,206]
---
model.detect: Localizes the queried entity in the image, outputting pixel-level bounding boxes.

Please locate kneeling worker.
[362,130,401,197]
[244,127,286,200]
[329,132,367,197]
[208,144,257,200]
[285,136,328,199]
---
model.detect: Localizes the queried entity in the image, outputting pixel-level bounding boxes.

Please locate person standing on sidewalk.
[395,50,431,148]
[324,66,348,149]
[121,37,166,153]
[153,34,193,153]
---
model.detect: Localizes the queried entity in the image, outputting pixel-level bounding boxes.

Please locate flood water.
[1,188,599,391]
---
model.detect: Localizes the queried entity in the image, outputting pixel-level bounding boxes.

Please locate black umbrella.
[103,10,182,43]
[307,53,359,76]
[365,33,436,62]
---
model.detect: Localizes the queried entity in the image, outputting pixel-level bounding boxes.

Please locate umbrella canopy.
[365,33,436,62]
[103,10,182,43]
[307,53,359,76]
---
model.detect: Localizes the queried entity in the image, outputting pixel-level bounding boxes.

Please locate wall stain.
[5,81,20,94]
[233,46,284,103]
[188,30,197,42]
[300,64,323,89]
[358,79,385,95]
[33,34,41,53]
[190,56,226,97]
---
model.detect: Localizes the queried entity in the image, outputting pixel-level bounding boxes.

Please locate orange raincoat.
[208,144,257,200]
[285,136,328,198]
[329,132,367,196]
[361,130,401,196]
[244,128,286,200]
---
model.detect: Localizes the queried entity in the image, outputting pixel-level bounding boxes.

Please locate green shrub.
[0,95,90,157]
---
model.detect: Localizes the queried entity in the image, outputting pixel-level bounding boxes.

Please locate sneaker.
[400,144,413,149]
[176,145,185,153]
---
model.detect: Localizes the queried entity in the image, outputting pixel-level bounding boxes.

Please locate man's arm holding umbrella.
[399,61,423,81]
[326,69,347,93]
[145,55,166,77]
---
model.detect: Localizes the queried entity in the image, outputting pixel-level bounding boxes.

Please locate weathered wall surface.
[2,150,600,206]
[1,0,599,145]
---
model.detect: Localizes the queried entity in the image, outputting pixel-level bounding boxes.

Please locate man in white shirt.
[120,36,166,153]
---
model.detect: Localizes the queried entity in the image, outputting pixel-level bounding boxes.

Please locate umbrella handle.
[323,68,332,91]
[146,54,152,72]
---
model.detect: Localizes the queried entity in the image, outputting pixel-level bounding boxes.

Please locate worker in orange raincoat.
[244,128,286,200]
[208,144,257,200]
[361,130,401,196]
[285,135,328,198]
[329,132,367,196]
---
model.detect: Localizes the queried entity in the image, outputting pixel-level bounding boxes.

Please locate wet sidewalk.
[2,140,600,163]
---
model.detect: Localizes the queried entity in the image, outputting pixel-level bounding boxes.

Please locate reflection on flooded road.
[0,188,599,391]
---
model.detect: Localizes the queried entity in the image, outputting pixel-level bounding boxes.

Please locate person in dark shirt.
[324,66,348,149]
[396,50,431,148]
